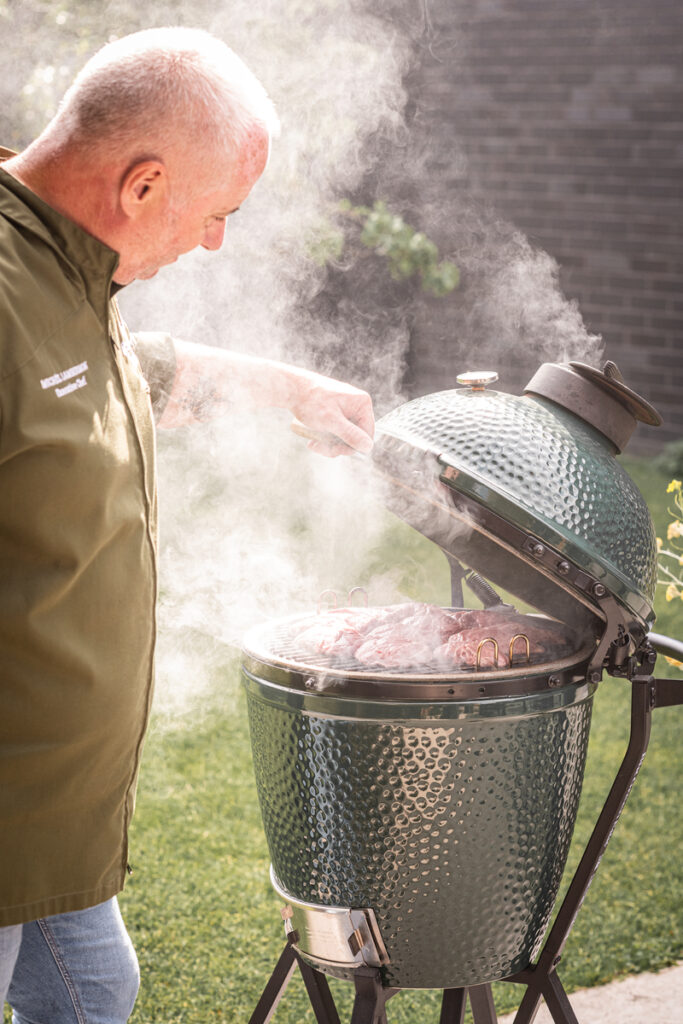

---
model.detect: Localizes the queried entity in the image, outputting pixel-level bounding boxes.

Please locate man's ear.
[119,160,167,218]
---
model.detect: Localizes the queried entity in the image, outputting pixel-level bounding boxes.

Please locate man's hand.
[288,376,374,457]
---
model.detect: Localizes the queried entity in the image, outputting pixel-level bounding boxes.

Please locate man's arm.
[147,337,375,457]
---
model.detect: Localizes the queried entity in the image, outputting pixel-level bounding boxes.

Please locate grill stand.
[247,639,681,1024]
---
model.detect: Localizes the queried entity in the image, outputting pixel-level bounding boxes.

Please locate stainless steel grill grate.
[242,608,595,685]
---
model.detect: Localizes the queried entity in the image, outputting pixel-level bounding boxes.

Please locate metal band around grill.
[241,641,596,702]
[436,466,653,629]
[270,866,390,971]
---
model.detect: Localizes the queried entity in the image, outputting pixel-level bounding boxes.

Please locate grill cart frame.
[244,362,678,1023]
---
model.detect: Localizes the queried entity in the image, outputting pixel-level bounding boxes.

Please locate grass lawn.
[112,455,682,1022]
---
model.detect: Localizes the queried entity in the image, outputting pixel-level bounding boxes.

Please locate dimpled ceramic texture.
[376,390,658,619]
[246,678,594,989]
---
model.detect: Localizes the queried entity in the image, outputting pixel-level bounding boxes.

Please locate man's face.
[113,132,269,284]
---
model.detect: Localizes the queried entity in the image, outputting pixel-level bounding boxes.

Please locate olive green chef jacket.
[0,160,174,926]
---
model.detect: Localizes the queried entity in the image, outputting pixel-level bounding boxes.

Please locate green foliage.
[653,437,683,478]
[621,455,683,659]
[305,218,346,267]
[655,478,683,619]
[340,199,460,297]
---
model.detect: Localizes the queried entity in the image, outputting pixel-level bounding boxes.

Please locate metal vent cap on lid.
[374,361,661,629]
[525,360,662,453]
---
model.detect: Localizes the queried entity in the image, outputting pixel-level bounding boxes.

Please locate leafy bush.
[657,479,683,667]
[653,438,683,478]
[340,199,460,297]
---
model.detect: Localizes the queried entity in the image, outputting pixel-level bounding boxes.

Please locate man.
[0,27,374,1021]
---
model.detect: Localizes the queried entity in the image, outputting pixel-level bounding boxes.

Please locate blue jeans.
[0,898,139,1023]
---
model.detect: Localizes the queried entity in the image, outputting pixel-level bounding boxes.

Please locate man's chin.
[114,259,176,284]
[112,268,157,286]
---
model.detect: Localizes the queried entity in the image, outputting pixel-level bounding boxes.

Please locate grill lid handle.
[456,370,499,390]
[524,360,662,453]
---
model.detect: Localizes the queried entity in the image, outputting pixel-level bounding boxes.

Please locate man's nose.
[201,220,226,251]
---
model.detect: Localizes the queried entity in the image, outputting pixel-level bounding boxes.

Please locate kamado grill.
[242,361,683,1024]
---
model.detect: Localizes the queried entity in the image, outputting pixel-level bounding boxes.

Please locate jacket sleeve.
[133,332,177,422]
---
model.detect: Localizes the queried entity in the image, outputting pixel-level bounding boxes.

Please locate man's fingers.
[307,440,348,458]
[291,415,373,456]
[333,419,374,454]
[289,382,375,457]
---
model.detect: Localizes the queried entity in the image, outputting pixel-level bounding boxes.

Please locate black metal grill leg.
[247,941,341,1024]
[297,958,343,1024]
[350,968,390,1024]
[541,972,580,1024]
[248,942,298,1024]
[440,988,467,1024]
[469,984,498,1024]
[509,971,544,1024]
[511,968,579,1024]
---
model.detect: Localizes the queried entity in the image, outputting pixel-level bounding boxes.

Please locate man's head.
[56,28,278,163]
[10,28,279,283]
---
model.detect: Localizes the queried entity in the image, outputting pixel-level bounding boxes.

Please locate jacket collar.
[0,155,121,320]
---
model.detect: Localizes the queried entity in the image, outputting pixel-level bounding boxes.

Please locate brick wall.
[389,0,683,453]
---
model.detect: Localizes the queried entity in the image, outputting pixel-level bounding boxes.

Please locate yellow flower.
[665,656,683,669]
[657,537,663,550]
[666,584,680,601]
[667,479,682,493]
[667,520,683,540]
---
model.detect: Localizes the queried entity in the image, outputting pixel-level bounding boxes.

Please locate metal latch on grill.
[270,866,390,970]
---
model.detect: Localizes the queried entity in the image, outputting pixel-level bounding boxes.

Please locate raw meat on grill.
[296,603,483,664]
[295,608,381,658]
[436,613,576,669]
[354,605,486,668]
[354,624,437,668]
[294,602,576,670]
[294,603,419,657]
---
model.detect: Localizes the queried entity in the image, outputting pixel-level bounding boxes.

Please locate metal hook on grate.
[476,637,499,670]
[317,590,338,613]
[509,633,531,665]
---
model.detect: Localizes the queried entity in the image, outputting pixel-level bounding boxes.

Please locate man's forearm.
[158,339,329,424]
[157,338,375,456]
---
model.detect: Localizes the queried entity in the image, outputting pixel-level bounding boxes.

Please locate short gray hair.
[54,27,279,161]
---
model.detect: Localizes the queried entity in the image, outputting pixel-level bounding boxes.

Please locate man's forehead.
[233,125,270,183]
[189,127,269,204]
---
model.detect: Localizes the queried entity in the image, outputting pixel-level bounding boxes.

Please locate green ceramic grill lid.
[374,362,660,630]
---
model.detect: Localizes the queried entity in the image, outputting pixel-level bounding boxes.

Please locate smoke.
[4,0,604,721]
[384,181,605,385]
[446,221,604,370]
[109,1,417,718]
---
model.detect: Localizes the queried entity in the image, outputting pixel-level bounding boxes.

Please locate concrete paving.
[498,962,683,1024]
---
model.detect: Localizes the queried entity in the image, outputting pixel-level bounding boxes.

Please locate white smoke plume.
[113,1,418,716]
[3,0,604,719]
